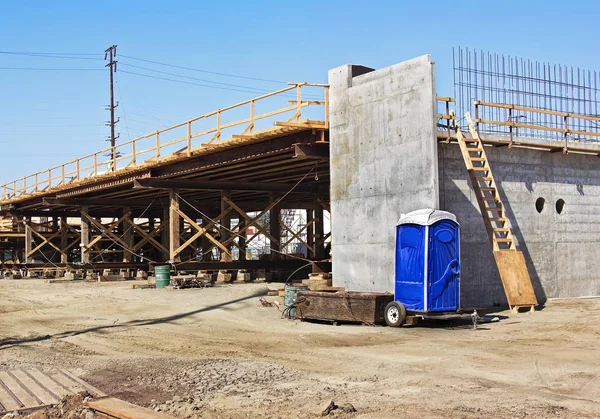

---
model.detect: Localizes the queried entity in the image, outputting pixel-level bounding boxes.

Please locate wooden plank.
[59,369,107,397]
[87,397,175,419]
[493,250,538,307]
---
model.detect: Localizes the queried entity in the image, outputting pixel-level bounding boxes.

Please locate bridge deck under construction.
[0,83,332,277]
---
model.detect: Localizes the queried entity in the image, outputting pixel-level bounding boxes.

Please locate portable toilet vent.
[395,208,460,312]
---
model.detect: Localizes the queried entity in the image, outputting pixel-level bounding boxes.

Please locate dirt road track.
[1,279,599,418]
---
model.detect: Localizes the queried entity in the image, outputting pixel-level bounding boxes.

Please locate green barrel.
[284,285,308,318]
[155,265,171,288]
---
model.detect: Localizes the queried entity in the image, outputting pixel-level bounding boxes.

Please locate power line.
[119,62,276,93]
[119,70,270,94]
[0,51,101,56]
[0,51,103,61]
[0,67,103,71]
[119,54,287,84]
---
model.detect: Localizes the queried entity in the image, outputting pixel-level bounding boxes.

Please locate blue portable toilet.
[385,209,460,327]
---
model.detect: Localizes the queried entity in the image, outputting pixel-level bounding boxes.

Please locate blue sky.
[1,0,598,182]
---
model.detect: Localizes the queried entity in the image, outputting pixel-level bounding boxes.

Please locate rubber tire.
[384,301,406,327]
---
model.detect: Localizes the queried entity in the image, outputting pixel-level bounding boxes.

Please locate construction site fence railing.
[436,97,600,152]
[1,82,329,202]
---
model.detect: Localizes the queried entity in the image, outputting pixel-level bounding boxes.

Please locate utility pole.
[104,45,119,170]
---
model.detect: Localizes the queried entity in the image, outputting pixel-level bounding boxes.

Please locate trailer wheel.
[384,301,406,327]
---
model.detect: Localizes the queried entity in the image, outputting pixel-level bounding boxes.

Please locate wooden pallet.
[453,112,537,312]
[0,368,106,414]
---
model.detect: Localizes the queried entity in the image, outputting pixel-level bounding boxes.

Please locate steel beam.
[293,142,329,160]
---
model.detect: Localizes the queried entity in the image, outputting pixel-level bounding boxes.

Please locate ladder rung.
[480,187,496,192]
[470,158,487,162]
[472,167,489,171]
[489,217,506,222]
[486,208,503,212]
[476,177,493,181]
[493,228,510,232]
[495,238,513,243]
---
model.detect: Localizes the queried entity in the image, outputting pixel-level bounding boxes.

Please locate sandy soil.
[1,279,599,418]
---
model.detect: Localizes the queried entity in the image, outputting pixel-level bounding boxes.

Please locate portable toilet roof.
[397,208,458,227]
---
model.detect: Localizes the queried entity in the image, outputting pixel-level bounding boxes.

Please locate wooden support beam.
[269,193,280,260]
[60,217,68,263]
[237,219,246,260]
[42,197,157,208]
[315,205,326,260]
[133,178,316,194]
[122,207,133,263]
[307,209,314,255]
[169,190,180,263]
[220,190,231,261]
[81,206,90,264]
[161,207,169,262]
[24,218,33,263]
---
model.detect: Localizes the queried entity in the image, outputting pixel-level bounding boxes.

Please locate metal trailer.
[384,209,472,327]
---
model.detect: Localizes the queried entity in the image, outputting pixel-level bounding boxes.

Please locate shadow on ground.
[0,289,266,350]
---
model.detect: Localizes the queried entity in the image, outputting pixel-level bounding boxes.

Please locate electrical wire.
[119,70,278,95]
[119,54,287,84]
[115,72,131,141]
[119,62,278,93]
[0,67,103,71]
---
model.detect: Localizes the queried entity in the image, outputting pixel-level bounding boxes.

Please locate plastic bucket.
[284,285,308,318]
[155,265,171,288]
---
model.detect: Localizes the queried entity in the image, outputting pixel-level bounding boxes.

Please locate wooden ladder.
[453,112,538,312]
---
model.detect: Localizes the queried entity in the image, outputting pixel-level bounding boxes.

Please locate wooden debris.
[87,397,175,419]
[267,290,279,296]
[170,277,213,289]
[130,283,155,289]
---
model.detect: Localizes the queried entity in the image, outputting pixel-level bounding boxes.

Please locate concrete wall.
[439,142,600,307]
[329,56,438,292]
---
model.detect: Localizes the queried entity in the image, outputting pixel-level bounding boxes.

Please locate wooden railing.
[436,97,600,152]
[0,82,329,202]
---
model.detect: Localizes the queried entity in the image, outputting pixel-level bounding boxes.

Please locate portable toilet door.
[427,216,460,312]
[395,209,460,313]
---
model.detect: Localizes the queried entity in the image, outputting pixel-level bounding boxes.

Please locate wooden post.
[81,207,90,264]
[220,190,231,261]
[169,190,180,263]
[202,213,213,261]
[315,205,325,260]
[25,218,33,263]
[238,219,246,260]
[269,193,281,260]
[161,206,170,262]
[122,207,133,263]
[306,209,314,258]
[60,217,68,263]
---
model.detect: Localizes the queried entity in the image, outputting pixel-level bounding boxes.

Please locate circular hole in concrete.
[556,199,566,215]
[535,197,546,213]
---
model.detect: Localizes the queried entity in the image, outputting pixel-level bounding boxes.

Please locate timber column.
[24,217,33,263]
[60,217,68,263]
[220,190,231,261]
[80,206,90,264]
[169,190,180,263]
[161,206,170,262]
[269,193,280,260]
[314,205,325,260]
[121,207,133,263]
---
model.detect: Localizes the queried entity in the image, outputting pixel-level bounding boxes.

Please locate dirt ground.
[1,279,599,418]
